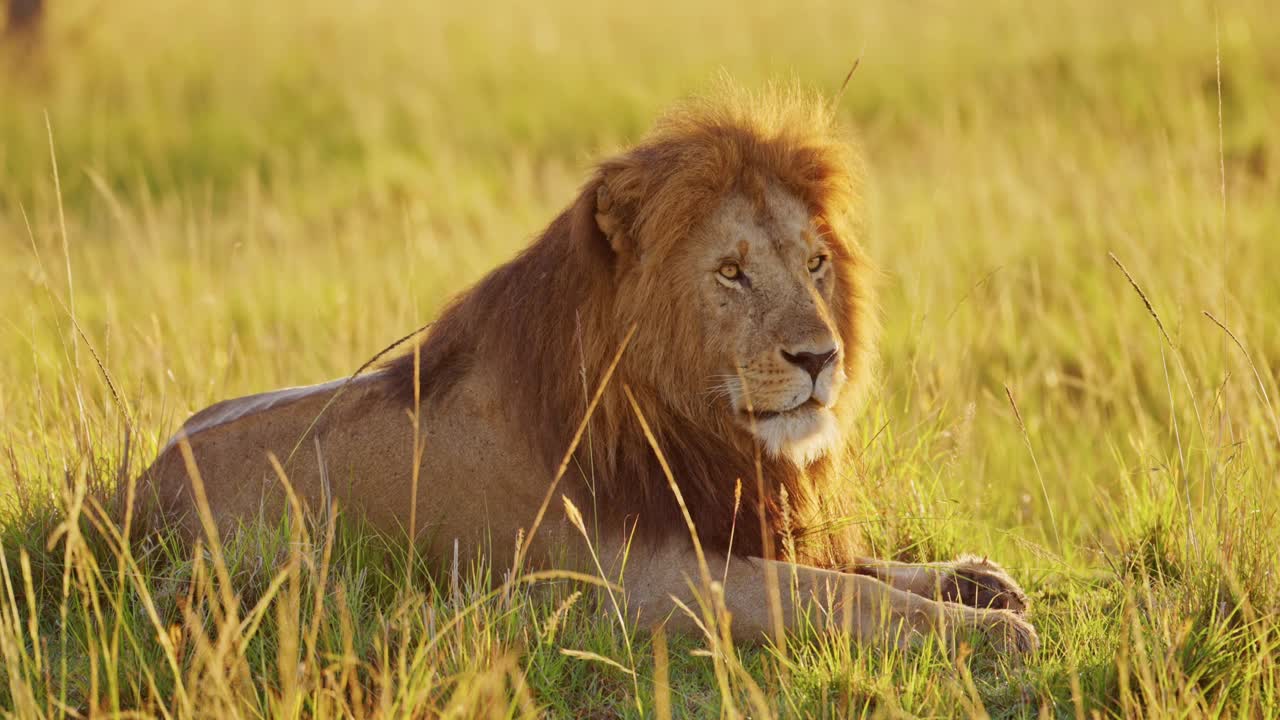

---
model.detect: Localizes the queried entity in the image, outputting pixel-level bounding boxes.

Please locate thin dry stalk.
[70,495,191,713]
[515,322,637,575]
[1108,251,1204,553]
[282,320,434,469]
[723,479,742,586]
[561,494,643,715]
[1213,3,1233,456]
[1108,251,1207,438]
[652,627,673,720]
[621,385,711,589]
[622,385,740,714]
[733,363,787,656]
[43,113,88,443]
[1107,252,1174,347]
[1203,311,1280,448]
[409,333,424,588]
[175,439,241,629]
[1213,6,1228,237]
[1004,385,1061,549]
[832,57,862,109]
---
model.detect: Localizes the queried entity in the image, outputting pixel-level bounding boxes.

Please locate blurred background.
[2,0,1278,568]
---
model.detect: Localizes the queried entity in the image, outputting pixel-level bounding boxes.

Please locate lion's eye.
[717,263,743,282]
[807,254,828,273]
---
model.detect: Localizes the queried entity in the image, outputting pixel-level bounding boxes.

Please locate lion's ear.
[593,184,632,256]
[570,169,639,262]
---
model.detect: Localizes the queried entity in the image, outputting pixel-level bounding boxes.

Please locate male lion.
[132,87,1037,656]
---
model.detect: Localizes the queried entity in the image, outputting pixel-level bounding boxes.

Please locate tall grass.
[2,0,1279,715]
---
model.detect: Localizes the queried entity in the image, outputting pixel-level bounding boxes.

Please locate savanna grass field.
[2,1,1279,717]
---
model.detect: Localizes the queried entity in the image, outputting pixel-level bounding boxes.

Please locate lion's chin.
[745,405,839,467]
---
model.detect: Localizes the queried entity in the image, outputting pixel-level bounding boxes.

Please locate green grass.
[2,0,1279,716]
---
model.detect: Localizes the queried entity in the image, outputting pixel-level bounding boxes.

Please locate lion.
[130,85,1037,657]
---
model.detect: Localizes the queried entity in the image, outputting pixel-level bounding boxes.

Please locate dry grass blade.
[515,322,638,574]
[1108,250,1211,557]
[1108,252,1173,347]
[282,320,435,469]
[652,627,673,720]
[175,439,240,625]
[539,590,581,644]
[1203,311,1280,447]
[832,56,862,109]
[560,648,636,676]
[732,362,786,653]
[18,208,135,428]
[562,491,645,714]
[1005,385,1061,549]
[621,384,711,590]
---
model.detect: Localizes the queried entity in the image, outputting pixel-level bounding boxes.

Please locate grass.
[2,0,1279,716]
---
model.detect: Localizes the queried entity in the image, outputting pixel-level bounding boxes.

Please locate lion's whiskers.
[703,376,742,404]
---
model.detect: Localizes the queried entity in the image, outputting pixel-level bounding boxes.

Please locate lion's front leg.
[619,543,1037,657]
[846,555,1030,614]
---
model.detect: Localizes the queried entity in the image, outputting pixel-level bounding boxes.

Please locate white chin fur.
[750,408,839,466]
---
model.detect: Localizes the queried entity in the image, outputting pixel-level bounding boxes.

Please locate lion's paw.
[931,606,1038,660]
[940,555,1030,614]
[972,608,1039,658]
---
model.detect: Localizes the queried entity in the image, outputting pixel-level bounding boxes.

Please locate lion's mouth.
[744,397,823,421]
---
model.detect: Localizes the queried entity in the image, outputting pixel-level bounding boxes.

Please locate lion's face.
[684,183,846,465]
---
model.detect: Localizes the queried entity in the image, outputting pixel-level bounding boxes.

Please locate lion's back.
[128,375,382,539]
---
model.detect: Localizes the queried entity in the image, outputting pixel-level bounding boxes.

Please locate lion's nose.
[780,347,838,383]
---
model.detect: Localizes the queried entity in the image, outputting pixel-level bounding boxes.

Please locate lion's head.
[389,83,875,558]
[587,87,874,467]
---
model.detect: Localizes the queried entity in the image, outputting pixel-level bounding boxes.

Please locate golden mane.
[383,85,876,561]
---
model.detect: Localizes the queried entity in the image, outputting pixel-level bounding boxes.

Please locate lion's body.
[137,368,579,570]
[133,85,1038,655]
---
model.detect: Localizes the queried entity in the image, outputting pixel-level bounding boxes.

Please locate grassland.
[2,0,1279,716]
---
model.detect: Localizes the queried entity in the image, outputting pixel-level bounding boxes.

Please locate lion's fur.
[382,84,877,563]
